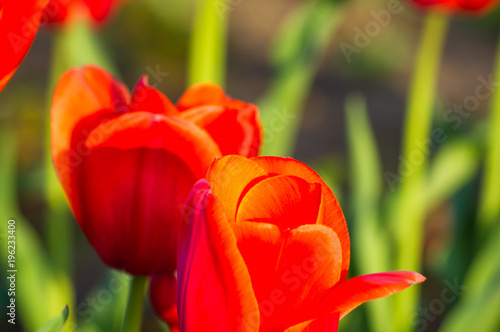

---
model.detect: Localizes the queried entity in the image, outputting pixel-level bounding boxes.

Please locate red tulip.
[50,66,262,276]
[409,0,500,14]
[152,155,425,331]
[0,0,48,92]
[43,0,126,25]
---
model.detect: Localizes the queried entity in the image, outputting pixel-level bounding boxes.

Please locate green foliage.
[440,222,500,332]
[259,0,346,157]
[427,138,481,210]
[36,306,69,332]
[477,34,500,237]
[0,124,72,331]
[346,94,392,332]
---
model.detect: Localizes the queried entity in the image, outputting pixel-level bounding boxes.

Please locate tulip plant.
[1,0,500,331]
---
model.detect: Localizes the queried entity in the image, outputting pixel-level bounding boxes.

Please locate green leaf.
[439,223,500,332]
[477,33,500,237]
[258,0,345,157]
[391,12,449,330]
[427,138,480,210]
[464,225,500,297]
[78,271,131,332]
[345,94,392,332]
[0,122,73,331]
[440,287,500,332]
[36,306,69,332]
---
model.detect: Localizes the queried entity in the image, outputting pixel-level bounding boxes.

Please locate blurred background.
[1,0,500,331]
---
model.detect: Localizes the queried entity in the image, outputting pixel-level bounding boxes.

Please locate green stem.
[477,33,500,238]
[188,0,227,87]
[122,276,148,332]
[392,11,449,330]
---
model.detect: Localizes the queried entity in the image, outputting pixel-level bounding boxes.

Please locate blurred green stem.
[477,33,500,238]
[188,0,227,87]
[392,11,449,330]
[122,276,147,332]
[52,19,117,74]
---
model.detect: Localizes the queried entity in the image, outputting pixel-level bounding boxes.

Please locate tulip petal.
[51,66,130,211]
[44,0,70,23]
[232,223,342,331]
[177,180,260,332]
[180,104,262,157]
[85,111,221,178]
[62,111,221,274]
[252,156,350,280]
[51,65,130,163]
[0,69,15,93]
[410,0,500,13]
[236,175,322,230]
[83,0,127,22]
[74,145,198,274]
[178,105,226,124]
[129,76,178,116]
[177,83,227,111]
[0,0,48,92]
[149,274,178,330]
[231,221,282,302]
[206,155,269,221]
[44,0,126,24]
[315,271,426,319]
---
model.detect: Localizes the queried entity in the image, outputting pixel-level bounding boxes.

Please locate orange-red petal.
[315,271,426,319]
[73,146,197,274]
[51,65,130,162]
[252,156,350,280]
[57,109,221,275]
[51,66,130,214]
[84,0,127,22]
[177,180,260,332]
[129,76,178,116]
[85,111,221,178]
[206,155,269,221]
[176,83,227,111]
[44,0,126,25]
[410,0,500,13]
[231,221,282,303]
[77,113,221,273]
[0,0,48,92]
[232,223,342,331]
[236,175,322,230]
[180,103,262,157]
